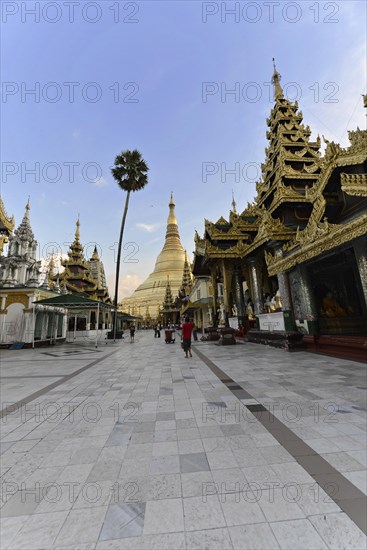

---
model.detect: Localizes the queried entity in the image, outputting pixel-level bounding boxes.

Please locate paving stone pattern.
[0,332,366,549]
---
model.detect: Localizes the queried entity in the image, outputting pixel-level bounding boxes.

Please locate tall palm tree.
[111,149,149,340]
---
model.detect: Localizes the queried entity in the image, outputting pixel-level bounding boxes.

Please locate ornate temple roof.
[56,219,111,303]
[201,62,367,274]
[0,205,14,233]
[0,196,15,248]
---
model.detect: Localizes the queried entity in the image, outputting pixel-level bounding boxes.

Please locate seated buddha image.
[321,291,351,318]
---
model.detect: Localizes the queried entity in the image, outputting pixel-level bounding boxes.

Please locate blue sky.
[2,0,366,297]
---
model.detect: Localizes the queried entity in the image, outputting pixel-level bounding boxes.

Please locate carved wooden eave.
[215,216,229,225]
[205,239,250,259]
[262,154,321,185]
[268,184,312,214]
[340,173,367,196]
[266,214,367,276]
[257,171,319,208]
[265,137,320,160]
[240,202,261,218]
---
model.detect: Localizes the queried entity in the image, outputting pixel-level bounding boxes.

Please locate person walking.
[181,317,194,358]
[130,324,135,343]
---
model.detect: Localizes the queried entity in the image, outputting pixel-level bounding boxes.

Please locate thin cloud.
[93,177,108,187]
[136,223,160,233]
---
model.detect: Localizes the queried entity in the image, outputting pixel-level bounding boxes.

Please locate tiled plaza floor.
[1,332,366,549]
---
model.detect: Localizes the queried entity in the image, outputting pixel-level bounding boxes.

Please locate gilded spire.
[163,275,174,309]
[181,251,192,292]
[271,58,283,100]
[161,193,183,254]
[91,244,99,261]
[231,191,237,214]
[75,217,80,242]
[167,192,177,226]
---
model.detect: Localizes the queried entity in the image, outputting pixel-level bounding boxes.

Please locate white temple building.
[0,200,67,347]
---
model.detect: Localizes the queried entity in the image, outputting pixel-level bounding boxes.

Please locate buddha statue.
[321,291,347,318]
[246,300,255,320]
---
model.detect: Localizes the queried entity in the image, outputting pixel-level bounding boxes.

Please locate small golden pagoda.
[56,219,111,304]
[161,275,179,325]
[121,194,187,322]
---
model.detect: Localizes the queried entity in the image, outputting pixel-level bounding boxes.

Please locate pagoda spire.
[231,191,237,214]
[271,58,284,100]
[17,198,34,239]
[160,193,184,255]
[167,192,178,226]
[181,251,192,292]
[91,244,99,260]
[75,216,81,242]
[163,275,174,309]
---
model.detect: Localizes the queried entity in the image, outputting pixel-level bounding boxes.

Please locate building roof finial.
[271,58,284,100]
[231,190,237,214]
[75,216,80,240]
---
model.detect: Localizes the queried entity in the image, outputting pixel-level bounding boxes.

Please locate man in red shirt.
[181,317,194,358]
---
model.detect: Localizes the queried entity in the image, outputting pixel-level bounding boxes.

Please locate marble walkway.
[0,332,366,549]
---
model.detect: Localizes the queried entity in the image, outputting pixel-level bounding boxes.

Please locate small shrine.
[0,200,67,347]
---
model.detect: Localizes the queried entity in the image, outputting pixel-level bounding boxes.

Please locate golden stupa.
[121,194,187,320]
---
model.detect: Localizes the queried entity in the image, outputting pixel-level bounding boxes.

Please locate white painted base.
[228,317,239,330]
[257,312,285,332]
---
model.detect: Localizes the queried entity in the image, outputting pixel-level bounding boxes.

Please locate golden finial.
[169,192,175,206]
[75,216,80,240]
[231,190,237,214]
[271,58,284,100]
[26,196,30,210]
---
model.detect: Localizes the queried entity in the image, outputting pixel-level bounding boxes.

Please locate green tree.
[111,149,149,339]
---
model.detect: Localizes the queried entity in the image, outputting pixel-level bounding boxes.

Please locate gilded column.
[353,236,367,311]
[274,249,292,311]
[210,266,218,324]
[248,258,263,315]
[233,267,246,318]
[222,260,233,317]
[289,264,318,333]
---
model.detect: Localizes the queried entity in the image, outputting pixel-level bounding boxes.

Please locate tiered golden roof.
[55,219,111,303]
[201,61,367,299]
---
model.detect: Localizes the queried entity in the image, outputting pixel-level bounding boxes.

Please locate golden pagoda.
[121,194,187,321]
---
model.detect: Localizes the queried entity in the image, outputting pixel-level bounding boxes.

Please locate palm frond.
[111,149,149,192]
